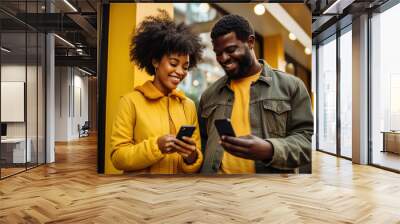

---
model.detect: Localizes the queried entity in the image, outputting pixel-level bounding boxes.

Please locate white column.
[312,45,317,151]
[46,33,55,163]
[352,14,369,164]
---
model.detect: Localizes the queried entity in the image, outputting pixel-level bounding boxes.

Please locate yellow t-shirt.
[220,71,261,174]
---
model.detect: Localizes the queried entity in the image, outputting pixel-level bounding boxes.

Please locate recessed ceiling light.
[289,33,297,41]
[78,67,93,76]
[254,4,265,16]
[263,4,311,51]
[54,34,75,48]
[199,3,210,13]
[304,47,311,55]
[1,47,11,53]
[63,0,78,12]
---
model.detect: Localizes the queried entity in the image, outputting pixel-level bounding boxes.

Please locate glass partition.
[0,1,46,179]
[1,30,28,177]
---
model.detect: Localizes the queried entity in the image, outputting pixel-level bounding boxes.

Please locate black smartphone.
[176,125,196,141]
[214,118,236,137]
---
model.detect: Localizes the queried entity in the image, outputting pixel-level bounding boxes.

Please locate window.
[370,3,400,171]
[317,36,337,154]
[339,28,352,158]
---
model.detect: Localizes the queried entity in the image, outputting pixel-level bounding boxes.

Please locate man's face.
[212,32,253,79]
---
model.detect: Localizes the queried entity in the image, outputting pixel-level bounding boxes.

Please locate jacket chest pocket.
[201,104,217,118]
[262,100,291,137]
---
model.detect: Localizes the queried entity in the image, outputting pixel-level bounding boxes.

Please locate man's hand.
[220,135,274,161]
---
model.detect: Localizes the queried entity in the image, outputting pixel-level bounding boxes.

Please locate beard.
[225,47,253,79]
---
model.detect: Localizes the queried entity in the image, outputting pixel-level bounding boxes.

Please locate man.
[199,14,313,174]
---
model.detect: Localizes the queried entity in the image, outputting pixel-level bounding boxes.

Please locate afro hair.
[211,14,254,42]
[130,10,204,76]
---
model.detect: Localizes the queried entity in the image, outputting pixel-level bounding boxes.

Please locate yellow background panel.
[105,3,173,174]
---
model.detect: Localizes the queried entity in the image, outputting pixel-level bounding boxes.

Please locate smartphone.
[214,118,236,137]
[176,125,196,141]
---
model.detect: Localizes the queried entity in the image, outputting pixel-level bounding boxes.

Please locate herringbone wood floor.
[1,135,400,223]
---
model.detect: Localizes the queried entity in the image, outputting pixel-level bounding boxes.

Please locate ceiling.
[0,0,97,74]
[307,0,390,41]
[215,3,312,71]
[1,1,316,75]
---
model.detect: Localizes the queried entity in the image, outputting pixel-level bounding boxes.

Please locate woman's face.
[153,53,189,94]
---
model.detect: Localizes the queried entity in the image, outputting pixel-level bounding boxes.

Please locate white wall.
[1,64,26,81]
[55,67,69,141]
[55,67,89,141]
[1,65,40,137]
[1,63,46,164]
[1,65,26,140]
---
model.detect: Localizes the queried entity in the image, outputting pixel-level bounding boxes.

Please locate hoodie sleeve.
[181,100,204,174]
[110,96,165,171]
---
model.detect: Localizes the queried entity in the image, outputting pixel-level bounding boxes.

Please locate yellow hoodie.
[110,81,203,174]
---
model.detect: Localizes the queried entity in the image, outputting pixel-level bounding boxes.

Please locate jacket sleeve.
[110,96,164,171]
[181,100,204,173]
[198,96,208,154]
[265,78,313,170]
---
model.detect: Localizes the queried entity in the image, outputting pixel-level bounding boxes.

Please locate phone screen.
[214,119,236,137]
[176,125,196,140]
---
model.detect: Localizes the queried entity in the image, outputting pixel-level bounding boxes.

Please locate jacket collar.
[219,59,273,92]
[135,80,186,101]
[258,60,273,85]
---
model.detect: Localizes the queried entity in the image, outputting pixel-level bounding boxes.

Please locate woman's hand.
[157,134,176,154]
[171,136,198,164]
[157,135,198,164]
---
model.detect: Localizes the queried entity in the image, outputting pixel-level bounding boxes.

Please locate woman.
[110,10,204,174]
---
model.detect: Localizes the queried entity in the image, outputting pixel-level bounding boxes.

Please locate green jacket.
[198,60,313,173]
